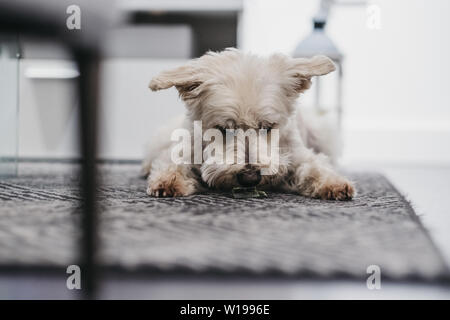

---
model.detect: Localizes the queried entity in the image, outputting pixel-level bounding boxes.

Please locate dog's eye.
[183,82,201,92]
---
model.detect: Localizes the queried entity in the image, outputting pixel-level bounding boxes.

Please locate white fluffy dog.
[142,48,355,200]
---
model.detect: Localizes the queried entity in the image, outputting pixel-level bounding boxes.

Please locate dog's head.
[150,48,335,190]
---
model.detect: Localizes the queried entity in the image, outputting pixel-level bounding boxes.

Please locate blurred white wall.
[242,0,450,165]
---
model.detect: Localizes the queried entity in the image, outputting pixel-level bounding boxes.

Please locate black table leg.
[75,49,100,300]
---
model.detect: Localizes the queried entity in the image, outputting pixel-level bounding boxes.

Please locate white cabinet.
[98,58,187,160]
[18,59,80,159]
[18,58,189,161]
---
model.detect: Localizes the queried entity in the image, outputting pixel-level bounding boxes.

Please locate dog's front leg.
[289,150,355,200]
[146,151,201,197]
[147,164,200,197]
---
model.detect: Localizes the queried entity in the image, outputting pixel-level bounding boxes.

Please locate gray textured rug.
[0,162,448,281]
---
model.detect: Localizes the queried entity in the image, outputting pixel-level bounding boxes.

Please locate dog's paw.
[147,171,194,198]
[316,178,355,201]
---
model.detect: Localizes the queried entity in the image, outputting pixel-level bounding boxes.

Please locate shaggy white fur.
[143,48,355,200]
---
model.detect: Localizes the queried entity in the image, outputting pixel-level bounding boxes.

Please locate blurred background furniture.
[12,0,243,161]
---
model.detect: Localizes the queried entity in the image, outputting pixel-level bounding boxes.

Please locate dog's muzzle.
[236,165,261,187]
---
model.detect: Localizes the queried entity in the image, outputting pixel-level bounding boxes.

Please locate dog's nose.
[237,166,261,187]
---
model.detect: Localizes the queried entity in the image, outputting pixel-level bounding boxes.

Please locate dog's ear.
[287,55,336,94]
[149,63,204,100]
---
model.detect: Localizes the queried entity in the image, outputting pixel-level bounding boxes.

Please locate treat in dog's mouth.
[232,187,268,199]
